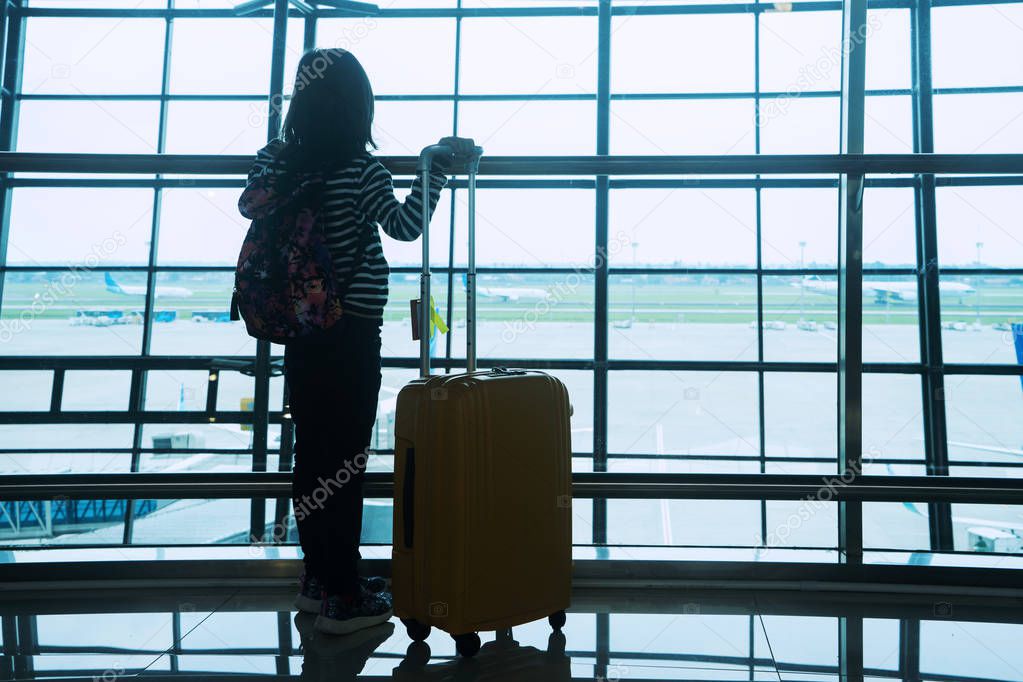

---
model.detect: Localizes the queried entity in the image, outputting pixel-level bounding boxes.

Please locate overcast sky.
[7,0,1023,269]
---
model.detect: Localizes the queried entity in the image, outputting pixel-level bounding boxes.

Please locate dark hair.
[280,48,376,171]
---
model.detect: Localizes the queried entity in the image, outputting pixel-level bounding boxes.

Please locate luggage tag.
[410,296,448,341]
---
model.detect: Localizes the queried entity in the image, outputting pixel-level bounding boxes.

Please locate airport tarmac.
[1,317,1020,555]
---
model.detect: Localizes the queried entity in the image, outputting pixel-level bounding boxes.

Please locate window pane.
[170,19,273,94]
[865,9,911,91]
[22,18,165,94]
[950,503,1023,553]
[864,275,920,363]
[459,101,595,155]
[865,95,912,153]
[458,274,595,361]
[8,189,153,266]
[864,187,916,268]
[921,621,1023,681]
[765,372,836,460]
[940,275,1018,364]
[760,617,838,671]
[865,502,931,550]
[461,17,596,94]
[165,100,270,155]
[159,188,249,266]
[0,371,52,411]
[934,93,1023,153]
[610,188,757,266]
[62,370,131,411]
[611,100,755,155]
[608,498,761,546]
[452,189,594,267]
[762,276,838,362]
[317,18,455,95]
[1,271,146,354]
[932,4,1023,89]
[609,274,758,362]
[613,15,754,93]
[373,101,453,156]
[937,186,1023,268]
[761,188,837,269]
[759,10,840,93]
[149,272,249,356]
[17,100,160,153]
[145,370,209,411]
[862,373,923,461]
[946,374,1023,471]
[759,96,839,154]
[609,371,760,457]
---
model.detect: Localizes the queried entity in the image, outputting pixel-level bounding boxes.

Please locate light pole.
[975,241,984,325]
[799,241,807,322]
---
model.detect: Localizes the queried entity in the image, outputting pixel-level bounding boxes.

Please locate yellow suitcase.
[391,145,572,657]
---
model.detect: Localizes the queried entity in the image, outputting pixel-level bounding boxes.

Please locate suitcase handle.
[417,143,483,378]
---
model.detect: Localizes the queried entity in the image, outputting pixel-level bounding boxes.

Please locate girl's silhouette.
[239,47,473,636]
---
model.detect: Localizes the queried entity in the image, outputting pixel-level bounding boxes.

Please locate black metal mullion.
[250,0,289,544]
[0,5,23,329]
[911,0,953,551]
[837,0,867,566]
[266,1,315,549]
[899,618,921,680]
[838,614,864,680]
[592,0,611,546]
[124,0,175,545]
[754,0,767,546]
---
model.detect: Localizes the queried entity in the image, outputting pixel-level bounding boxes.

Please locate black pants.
[284,315,382,596]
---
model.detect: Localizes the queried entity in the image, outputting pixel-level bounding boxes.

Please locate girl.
[239,48,474,636]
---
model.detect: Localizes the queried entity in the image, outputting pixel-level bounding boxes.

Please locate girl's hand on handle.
[431,136,476,173]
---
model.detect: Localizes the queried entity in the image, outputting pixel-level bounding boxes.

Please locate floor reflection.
[1,586,1021,680]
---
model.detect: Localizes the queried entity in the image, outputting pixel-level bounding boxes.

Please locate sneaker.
[314,589,394,636]
[297,574,388,613]
[295,572,325,614]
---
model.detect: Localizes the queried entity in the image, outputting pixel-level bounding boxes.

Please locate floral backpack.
[231,172,366,343]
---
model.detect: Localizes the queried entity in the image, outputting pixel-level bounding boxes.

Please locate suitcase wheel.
[453,632,481,658]
[548,610,567,631]
[401,618,431,642]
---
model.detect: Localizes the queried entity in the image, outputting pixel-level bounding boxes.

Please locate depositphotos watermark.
[761,447,877,549]
[0,232,127,344]
[757,12,884,127]
[500,231,633,344]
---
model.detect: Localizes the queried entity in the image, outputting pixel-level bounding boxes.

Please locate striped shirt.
[244,138,447,319]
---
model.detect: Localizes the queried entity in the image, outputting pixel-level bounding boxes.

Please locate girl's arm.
[358,159,448,242]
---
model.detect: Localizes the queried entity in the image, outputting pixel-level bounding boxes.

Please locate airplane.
[463,274,549,303]
[796,275,975,303]
[105,272,193,298]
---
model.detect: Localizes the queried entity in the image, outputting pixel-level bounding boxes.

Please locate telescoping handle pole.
[417,144,483,378]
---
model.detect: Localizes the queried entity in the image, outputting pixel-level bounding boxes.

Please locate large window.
[0,0,1020,561]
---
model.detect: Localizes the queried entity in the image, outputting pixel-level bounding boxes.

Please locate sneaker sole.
[314,609,393,636]
[294,593,323,614]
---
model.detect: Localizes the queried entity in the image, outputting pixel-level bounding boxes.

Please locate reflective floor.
[1,584,1022,681]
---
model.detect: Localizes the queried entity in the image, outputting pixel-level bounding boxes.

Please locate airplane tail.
[104,272,123,294]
